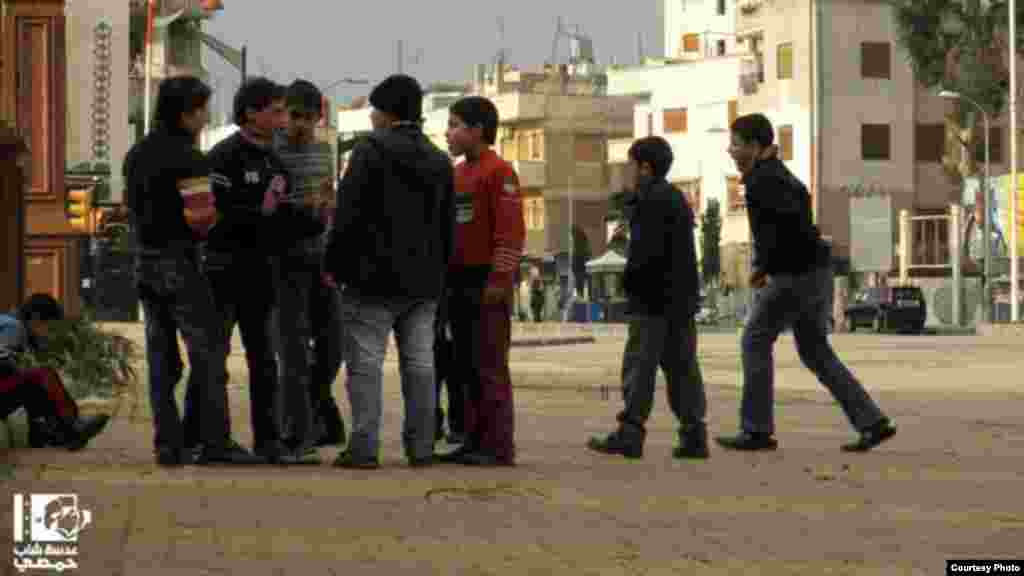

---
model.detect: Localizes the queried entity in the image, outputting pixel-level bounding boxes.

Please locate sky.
[201,0,659,121]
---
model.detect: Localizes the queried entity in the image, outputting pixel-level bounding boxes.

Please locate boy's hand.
[261,175,286,215]
[750,270,771,289]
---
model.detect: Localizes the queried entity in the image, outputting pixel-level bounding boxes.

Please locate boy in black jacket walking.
[587,136,709,460]
[716,113,896,452]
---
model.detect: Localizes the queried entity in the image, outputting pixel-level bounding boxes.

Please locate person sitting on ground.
[0,294,110,450]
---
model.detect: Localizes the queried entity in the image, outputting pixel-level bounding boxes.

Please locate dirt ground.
[3,330,1023,575]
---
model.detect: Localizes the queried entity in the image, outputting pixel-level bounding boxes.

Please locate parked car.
[844,286,927,334]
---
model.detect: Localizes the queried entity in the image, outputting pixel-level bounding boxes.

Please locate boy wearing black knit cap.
[324,75,456,468]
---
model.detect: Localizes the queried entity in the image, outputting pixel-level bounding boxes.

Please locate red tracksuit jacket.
[450,149,526,289]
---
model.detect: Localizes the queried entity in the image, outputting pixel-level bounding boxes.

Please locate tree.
[890,1,1024,252]
[701,198,722,288]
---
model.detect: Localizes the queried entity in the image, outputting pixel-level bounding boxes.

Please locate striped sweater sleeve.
[486,162,526,290]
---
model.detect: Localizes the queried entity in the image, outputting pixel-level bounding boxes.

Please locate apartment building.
[734,0,1015,277]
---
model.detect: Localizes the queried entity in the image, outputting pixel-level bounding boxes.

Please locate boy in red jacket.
[439,96,525,466]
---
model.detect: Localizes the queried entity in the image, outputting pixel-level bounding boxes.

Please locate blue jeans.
[740,266,885,435]
[135,252,230,452]
[342,294,437,462]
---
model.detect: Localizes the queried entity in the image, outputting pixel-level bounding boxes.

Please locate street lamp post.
[939,90,991,322]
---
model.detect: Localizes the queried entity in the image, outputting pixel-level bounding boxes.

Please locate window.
[974,126,1004,164]
[915,124,944,163]
[529,131,543,160]
[663,108,688,133]
[682,33,701,54]
[777,125,794,161]
[777,42,793,80]
[861,124,891,161]
[574,136,603,162]
[861,42,891,79]
[525,197,546,231]
[501,137,518,161]
[726,176,745,211]
[716,0,726,15]
[728,100,739,126]
[716,39,727,56]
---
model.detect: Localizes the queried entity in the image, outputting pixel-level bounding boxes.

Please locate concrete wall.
[65,0,131,201]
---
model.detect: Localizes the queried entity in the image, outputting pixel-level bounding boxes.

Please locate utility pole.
[397,39,404,74]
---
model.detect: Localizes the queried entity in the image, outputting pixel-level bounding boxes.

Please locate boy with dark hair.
[717,113,896,452]
[586,136,709,460]
[272,79,345,455]
[0,295,110,450]
[324,74,455,468]
[125,75,254,466]
[438,95,525,466]
[202,77,291,464]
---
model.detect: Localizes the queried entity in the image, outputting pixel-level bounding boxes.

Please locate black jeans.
[135,251,231,452]
[204,251,279,450]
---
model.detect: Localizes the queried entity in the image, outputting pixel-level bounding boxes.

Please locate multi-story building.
[733,0,1013,279]
[606,0,747,284]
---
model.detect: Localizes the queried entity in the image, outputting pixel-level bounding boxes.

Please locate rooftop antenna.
[494,16,507,65]
[637,31,645,64]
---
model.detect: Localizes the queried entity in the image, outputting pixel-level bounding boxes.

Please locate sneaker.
[66,414,111,451]
[587,431,644,459]
[445,431,466,445]
[456,451,515,467]
[673,424,710,459]
[196,440,267,465]
[253,441,286,465]
[155,446,191,467]
[841,419,896,452]
[436,444,475,464]
[315,401,346,447]
[332,449,379,469]
[409,453,438,468]
[715,431,778,451]
[279,444,322,465]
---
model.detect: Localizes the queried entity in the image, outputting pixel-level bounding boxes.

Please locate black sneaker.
[332,449,379,469]
[409,453,438,468]
[456,451,515,467]
[66,414,111,451]
[445,431,466,445]
[436,444,474,463]
[841,419,896,452]
[155,446,191,467]
[196,440,267,465]
[715,431,778,451]
[586,430,644,459]
[279,444,322,465]
[315,401,346,447]
[673,424,710,459]
[253,441,286,465]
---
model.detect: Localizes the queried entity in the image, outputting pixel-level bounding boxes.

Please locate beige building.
[731,0,1017,280]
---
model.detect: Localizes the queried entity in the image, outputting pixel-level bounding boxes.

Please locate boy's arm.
[325,141,373,275]
[440,162,456,270]
[486,163,526,292]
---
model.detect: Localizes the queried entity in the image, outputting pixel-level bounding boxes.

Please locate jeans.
[272,241,320,448]
[618,315,706,431]
[741,266,886,435]
[342,293,437,462]
[204,251,278,450]
[135,252,230,452]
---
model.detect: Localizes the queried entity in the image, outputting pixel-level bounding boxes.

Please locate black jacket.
[123,126,206,253]
[742,157,831,276]
[622,178,700,317]
[324,124,455,300]
[205,132,310,256]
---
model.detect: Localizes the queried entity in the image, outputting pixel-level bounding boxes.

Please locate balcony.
[511,160,547,188]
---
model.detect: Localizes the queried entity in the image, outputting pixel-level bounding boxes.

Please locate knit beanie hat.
[368,74,423,122]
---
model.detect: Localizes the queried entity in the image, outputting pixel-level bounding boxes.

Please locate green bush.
[14,313,138,399]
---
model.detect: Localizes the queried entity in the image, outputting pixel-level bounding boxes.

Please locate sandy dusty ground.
[3,330,1023,575]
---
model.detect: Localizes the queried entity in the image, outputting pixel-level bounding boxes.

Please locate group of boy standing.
[124,73,524,468]
[123,68,897,471]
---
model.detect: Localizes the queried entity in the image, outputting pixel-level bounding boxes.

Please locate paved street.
[3,329,1023,575]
